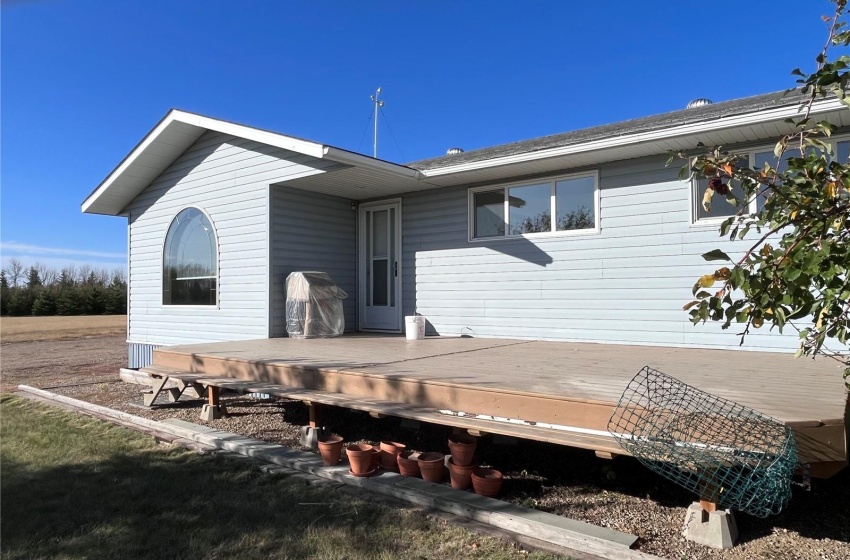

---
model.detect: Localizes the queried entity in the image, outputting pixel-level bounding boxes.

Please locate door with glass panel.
[358,201,402,331]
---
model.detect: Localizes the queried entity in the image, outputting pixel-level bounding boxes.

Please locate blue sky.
[0,0,840,273]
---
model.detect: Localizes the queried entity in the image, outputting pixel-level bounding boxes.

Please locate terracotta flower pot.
[379,441,405,472]
[397,451,421,477]
[370,446,380,472]
[417,452,445,483]
[317,435,344,466]
[347,443,375,475]
[471,468,504,497]
[448,434,477,467]
[447,457,476,490]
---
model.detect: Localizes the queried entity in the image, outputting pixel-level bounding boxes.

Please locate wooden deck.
[147,334,849,476]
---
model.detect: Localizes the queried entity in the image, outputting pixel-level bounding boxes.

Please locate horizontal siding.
[401,154,801,352]
[269,186,356,337]
[127,130,329,345]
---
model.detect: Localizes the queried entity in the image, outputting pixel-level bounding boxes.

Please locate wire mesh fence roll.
[608,366,798,518]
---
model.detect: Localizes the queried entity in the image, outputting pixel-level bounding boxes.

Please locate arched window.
[163,208,217,305]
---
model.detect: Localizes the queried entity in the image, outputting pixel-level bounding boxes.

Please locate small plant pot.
[471,467,504,497]
[448,434,477,467]
[417,452,445,483]
[447,457,476,490]
[370,446,380,472]
[379,441,405,471]
[347,443,375,475]
[317,435,344,466]
[397,451,421,477]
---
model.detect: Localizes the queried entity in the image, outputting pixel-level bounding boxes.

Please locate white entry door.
[359,201,402,332]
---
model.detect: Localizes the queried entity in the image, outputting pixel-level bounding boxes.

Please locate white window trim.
[468,170,600,242]
[161,206,221,308]
[690,135,850,226]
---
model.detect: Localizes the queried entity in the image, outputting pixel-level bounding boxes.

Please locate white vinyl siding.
[126,130,330,346]
[269,186,356,337]
[403,155,802,351]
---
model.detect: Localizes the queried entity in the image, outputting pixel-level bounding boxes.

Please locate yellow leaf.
[698,274,716,288]
[702,187,714,212]
[826,181,838,198]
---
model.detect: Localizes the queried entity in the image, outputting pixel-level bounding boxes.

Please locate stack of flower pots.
[446,434,477,490]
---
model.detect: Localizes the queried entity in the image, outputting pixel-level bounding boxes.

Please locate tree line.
[1,259,127,316]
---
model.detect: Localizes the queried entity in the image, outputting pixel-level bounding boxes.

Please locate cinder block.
[682,503,738,549]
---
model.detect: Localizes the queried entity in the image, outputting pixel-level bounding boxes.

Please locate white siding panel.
[127,130,328,346]
[402,154,801,352]
[269,186,356,337]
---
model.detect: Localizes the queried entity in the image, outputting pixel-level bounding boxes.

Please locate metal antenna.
[370,87,384,158]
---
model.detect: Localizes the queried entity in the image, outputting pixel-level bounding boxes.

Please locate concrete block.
[682,503,738,549]
[199,404,226,421]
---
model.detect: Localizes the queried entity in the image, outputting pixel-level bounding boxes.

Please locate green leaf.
[702,249,732,262]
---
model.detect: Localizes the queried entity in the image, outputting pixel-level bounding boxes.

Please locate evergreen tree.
[32,289,58,316]
[26,267,41,289]
[0,271,9,316]
[56,287,81,315]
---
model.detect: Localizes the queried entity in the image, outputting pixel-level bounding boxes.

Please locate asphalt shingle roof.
[407,90,805,171]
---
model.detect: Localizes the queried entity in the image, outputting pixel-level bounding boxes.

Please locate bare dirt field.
[2,320,848,560]
[0,315,126,343]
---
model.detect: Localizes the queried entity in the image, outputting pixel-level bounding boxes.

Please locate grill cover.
[285,272,347,338]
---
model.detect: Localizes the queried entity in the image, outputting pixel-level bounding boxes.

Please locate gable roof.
[81,109,419,215]
[83,91,849,215]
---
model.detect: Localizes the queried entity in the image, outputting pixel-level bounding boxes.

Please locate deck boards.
[152,335,848,469]
[159,335,847,425]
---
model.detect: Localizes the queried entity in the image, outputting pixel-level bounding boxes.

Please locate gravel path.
[3,334,848,559]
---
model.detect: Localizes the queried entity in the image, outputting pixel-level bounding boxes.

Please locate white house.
[81,91,849,367]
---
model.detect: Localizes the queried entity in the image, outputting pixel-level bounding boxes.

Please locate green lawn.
[0,395,562,560]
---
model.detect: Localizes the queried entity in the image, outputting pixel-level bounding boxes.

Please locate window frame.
[690,135,850,226]
[467,170,600,242]
[161,206,220,308]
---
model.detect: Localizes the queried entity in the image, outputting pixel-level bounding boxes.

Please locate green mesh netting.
[608,366,797,518]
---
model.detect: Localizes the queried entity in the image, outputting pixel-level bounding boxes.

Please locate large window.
[692,137,850,223]
[470,172,598,240]
[163,207,217,305]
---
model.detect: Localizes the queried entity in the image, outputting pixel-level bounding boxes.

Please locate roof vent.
[687,98,714,109]
[446,147,464,155]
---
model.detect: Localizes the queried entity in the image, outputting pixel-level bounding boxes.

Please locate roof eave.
[419,97,844,178]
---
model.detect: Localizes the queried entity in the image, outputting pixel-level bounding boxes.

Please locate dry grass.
[0,315,126,343]
[0,395,561,560]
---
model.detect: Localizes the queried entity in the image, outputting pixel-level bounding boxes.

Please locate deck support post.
[299,401,325,450]
[682,502,738,549]
[200,385,227,421]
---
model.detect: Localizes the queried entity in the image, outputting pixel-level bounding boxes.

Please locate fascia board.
[81,110,329,214]
[323,146,420,178]
[175,111,326,159]
[421,98,845,178]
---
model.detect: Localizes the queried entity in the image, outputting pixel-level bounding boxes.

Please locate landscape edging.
[15,384,661,560]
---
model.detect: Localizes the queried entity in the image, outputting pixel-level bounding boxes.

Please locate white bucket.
[405,315,426,340]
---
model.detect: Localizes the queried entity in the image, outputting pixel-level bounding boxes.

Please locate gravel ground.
[3,334,848,559]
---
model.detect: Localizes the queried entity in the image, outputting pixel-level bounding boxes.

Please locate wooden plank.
[146,335,848,470]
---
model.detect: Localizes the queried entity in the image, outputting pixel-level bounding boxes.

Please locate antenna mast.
[370,87,384,158]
